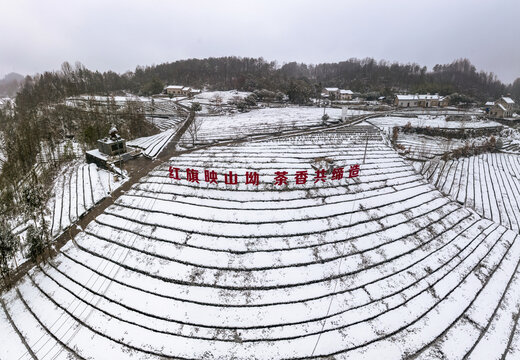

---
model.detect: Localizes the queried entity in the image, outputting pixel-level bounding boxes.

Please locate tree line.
[8,57,520,109]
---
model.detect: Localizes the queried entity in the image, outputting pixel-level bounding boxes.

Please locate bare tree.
[212,94,223,107]
[187,117,203,147]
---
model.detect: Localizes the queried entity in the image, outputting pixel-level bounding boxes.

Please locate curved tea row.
[418,153,520,232]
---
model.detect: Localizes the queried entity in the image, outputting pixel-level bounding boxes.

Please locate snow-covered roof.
[324,87,339,92]
[165,85,184,90]
[85,148,109,160]
[502,97,515,104]
[497,103,507,111]
[182,87,191,91]
[340,89,354,94]
[485,101,495,106]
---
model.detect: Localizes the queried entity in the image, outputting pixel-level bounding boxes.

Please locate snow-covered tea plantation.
[127,127,178,159]
[2,121,520,359]
[368,115,503,161]
[418,153,520,232]
[47,163,124,238]
[178,106,369,146]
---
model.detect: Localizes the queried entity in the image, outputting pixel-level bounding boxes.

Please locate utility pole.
[363,131,369,164]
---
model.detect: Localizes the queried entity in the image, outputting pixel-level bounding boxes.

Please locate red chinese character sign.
[246,171,259,186]
[167,165,361,185]
[204,170,218,184]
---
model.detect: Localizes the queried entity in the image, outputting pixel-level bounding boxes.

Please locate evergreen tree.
[0,219,17,283]
[25,224,45,263]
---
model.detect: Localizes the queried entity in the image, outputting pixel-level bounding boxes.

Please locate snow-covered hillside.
[179,106,369,146]
[47,162,125,238]
[127,125,182,159]
[417,153,520,232]
[2,124,519,359]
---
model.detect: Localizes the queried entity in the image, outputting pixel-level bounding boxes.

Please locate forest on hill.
[9,57,520,111]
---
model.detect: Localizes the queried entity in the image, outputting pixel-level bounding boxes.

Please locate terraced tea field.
[418,153,520,233]
[178,107,359,145]
[2,123,520,359]
[127,127,179,159]
[146,116,183,131]
[47,163,123,238]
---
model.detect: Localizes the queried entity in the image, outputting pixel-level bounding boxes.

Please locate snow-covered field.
[127,127,179,159]
[2,123,520,359]
[7,160,126,272]
[394,133,492,161]
[177,90,253,115]
[145,116,181,131]
[368,115,502,130]
[183,90,252,105]
[47,162,125,238]
[178,106,369,146]
[417,153,520,233]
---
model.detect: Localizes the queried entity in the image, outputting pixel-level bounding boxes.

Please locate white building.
[339,89,354,100]
[165,85,202,97]
[165,85,184,96]
[395,94,446,108]
[489,96,515,118]
[322,88,354,100]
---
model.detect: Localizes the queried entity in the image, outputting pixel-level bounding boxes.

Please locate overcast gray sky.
[1,0,519,83]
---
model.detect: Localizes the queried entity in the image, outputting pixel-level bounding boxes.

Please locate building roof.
[165,85,184,90]
[502,97,515,104]
[86,149,109,161]
[340,89,354,94]
[182,87,191,91]
[497,103,507,111]
[485,101,495,106]
[324,87,339,92]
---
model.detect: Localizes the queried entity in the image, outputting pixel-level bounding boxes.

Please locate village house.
[489,96,515,118]
[165,85,184,96]
[164,85,201,97]
[339,89,354,100]
[322,87,354,100]
[322,87,339,98]
[394,93,447,108]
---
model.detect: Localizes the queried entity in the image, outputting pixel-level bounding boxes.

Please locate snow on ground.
[127,127,179,159]
[179,106,370,146]
[177,91,253,116]
[2,123,519,359]
[145,116,182,131]
[368,115,502,130]
[6,159,126,273]
[417,152,520,233]
[47,161,126,238]
[394,133,492,161]
[499,128,520,154]
[186,90,252,105]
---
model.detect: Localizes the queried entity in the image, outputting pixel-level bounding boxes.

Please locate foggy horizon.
[1,0,519,84]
